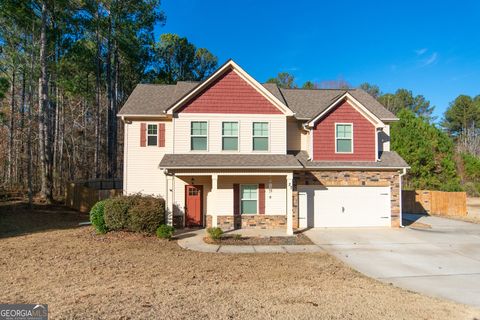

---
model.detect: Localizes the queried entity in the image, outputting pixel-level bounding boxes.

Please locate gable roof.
[165,60,294,116]
[306,91,384,127]
[279,88,398,121]
[118,60,397,121]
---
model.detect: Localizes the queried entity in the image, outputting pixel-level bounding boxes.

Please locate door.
[298,186,391,227]
[185,185,203,227]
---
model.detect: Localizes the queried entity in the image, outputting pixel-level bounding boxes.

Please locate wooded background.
[0,1,216,203]
[0,0,479,203]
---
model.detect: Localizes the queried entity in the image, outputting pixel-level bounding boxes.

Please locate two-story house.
[118,60,409,234]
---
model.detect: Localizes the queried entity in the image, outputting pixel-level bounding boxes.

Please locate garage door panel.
[298,186,391,228]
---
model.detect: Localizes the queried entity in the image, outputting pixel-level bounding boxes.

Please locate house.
[118,60,409,234]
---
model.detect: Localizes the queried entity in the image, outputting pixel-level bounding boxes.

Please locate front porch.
[164,170,294,234]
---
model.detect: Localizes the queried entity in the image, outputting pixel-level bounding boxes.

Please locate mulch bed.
[204,233,313,245]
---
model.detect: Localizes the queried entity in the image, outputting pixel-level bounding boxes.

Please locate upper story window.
[222,122,238,151]
[147,124,158,146]
[240,184,258,214]
[191,121,208,150]
[335,123,353,153]
[252,122,268,151]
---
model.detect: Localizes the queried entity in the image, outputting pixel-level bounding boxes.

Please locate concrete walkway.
[305,215,480,308]
[176,229,323,253]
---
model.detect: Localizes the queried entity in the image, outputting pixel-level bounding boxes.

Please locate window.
[241,184,258,214]
[252,122,268,151]
[147,124,157,146]
[191,121,207,150]
[222,122,238,151]
[336,123,353,153]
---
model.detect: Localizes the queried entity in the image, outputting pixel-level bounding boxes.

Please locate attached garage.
[297,186,391,228]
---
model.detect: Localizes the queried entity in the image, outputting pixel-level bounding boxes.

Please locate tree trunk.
[38,1,53,203]
[94,5,101,179]
[106,13,116,179]
[8,69,16,187]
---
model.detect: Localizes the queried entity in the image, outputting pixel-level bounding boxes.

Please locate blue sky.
[154,0,480,121]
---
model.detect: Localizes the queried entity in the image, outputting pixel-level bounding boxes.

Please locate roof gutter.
[159,166,303,170]
[300,166,410,170]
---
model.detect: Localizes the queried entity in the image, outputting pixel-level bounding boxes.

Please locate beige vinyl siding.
[123,120,172,197]
[287,117,311,151]
[301,130,310,152]
[173,113,287,154]
[170,174,287,220]
[379,124,390,152]
[215,176,286,216]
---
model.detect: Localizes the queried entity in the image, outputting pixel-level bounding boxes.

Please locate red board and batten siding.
[178,69,282,114]
[312,100,376,161]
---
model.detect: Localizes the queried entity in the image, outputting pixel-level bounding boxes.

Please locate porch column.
[211,174,218,227]
[166,174,174,226]
[286,172,294,235]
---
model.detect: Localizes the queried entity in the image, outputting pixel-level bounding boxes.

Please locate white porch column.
[286,172,294,235]
[166,174,174,226]
[210,174,218,227]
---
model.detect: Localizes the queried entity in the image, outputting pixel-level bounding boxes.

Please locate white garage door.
[298,186,391,228]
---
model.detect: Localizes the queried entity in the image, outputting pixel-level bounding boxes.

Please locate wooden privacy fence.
[65,179,123,213]
[402,190,467,216]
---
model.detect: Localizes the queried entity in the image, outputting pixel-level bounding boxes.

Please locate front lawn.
[0,201,477,319]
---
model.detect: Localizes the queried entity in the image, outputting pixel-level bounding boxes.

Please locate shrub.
[127,196,165,233]
[464,182,480,197]
[156,224,175,239]
[206,227,223,240]
[90,200,108,234]
[104,196,132,230]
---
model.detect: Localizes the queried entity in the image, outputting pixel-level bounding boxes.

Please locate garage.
[298,186,391,228]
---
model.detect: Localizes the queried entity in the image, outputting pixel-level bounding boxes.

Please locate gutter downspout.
[398,168,407,228]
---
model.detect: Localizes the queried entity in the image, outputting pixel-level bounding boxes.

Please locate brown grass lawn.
[0,201,478,320]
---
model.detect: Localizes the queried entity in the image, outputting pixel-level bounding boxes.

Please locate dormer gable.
[165,60,294,116]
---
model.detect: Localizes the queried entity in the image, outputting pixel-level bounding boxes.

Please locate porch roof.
[159,154,303,169]
[294,150,410,169]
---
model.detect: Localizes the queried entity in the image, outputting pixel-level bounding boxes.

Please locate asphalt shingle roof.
[294,151,409,169]
[159,154,303,169]
[278,88,397,120]
[118,82,198,116]
[118,82,398,121]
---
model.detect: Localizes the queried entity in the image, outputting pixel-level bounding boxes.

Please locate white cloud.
[423,52,438,66]
[415,48,428,55]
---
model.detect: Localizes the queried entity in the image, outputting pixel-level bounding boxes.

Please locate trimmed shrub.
[90,200,108,234]
[156,224,175,239]
[206,227,223,240]
[104,196,132,230]
[127,196,165,233]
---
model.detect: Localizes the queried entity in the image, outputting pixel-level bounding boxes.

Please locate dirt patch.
[0,200,88,238]
[204,234,313,245]
[467,197,480,219]
[0,201,478,319]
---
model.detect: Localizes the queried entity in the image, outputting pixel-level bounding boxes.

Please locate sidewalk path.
[176,229,323,253]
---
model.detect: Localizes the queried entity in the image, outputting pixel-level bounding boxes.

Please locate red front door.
[185,185,203,227]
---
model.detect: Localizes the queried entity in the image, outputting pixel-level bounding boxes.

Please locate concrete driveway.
[305,214,480,308]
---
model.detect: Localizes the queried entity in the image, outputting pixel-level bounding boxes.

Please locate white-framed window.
[222,121,238,151]
[335,123,353,153]
[147,124,158,146]
[191,121,208,151]
[240,184,258,214]
[252,122,268,151]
